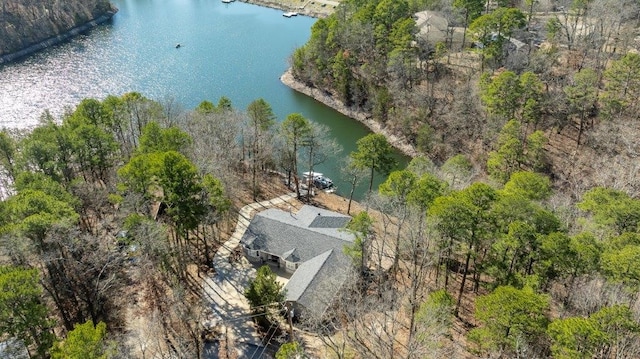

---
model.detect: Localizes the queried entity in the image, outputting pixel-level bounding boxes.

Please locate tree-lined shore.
[279,0,640,357]
[281,68,419,157]
[3,0,640,358]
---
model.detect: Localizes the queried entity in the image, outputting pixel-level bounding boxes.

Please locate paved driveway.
[203,194,297,358]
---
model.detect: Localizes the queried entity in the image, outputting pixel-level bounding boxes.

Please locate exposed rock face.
[0,0,116,61]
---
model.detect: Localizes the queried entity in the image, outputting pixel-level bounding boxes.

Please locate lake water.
[0,0,407,198]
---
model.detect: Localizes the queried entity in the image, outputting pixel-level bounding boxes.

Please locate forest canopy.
[0,82,639,358]
[284,0,640,357]
[2,0,640,357]
[290,0,640,197]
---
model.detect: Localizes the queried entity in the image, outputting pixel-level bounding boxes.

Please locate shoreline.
[0,10,118,65]
[280,68,419,158]
[240,0,334,18]
[244,0,418,158]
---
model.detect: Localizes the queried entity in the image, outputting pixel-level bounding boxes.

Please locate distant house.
[0,339,29,359]
[241,205,355,319]
[415,11,450,44]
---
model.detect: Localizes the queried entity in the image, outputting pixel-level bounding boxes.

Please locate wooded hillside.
[0,94,343,358]
[0,0,115,57]
[281,1,640,357]
[290,0,640,197]
[2,0,640,357]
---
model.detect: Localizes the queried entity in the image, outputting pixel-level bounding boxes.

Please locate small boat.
[175,43,181,48]
[302,171,334,191]
[283,11,298,17]
[222,0,234,3]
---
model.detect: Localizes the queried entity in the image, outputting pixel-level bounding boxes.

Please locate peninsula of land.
[0,0,117,64]
[281,68,419,158]
[259,0,417,158]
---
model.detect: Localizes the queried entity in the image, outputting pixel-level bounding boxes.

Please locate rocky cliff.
[0,0,116,62]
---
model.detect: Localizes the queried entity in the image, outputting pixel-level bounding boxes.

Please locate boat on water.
[283,11,298,17]
[302,172,335,192]
[222,0,234,3]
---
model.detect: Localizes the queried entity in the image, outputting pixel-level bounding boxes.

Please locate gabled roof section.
[240,205,354,261]
[285,248,353,319]
[285,249,333,302]
[241,205,356,318]
[309,215,351,229]
[282,248,300,262]
[273,205,353,239]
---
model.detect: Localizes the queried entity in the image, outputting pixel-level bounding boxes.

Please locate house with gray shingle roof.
[241,205,355,318]
[0,339,28,359]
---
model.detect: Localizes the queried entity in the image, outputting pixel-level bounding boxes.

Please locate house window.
[250,250,260,258]
[286,261,296,271]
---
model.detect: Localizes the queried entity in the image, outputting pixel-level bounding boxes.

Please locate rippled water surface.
[0,0,407,196]
[0,0,319,127]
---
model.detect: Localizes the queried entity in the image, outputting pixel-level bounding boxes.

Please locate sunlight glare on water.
[0,0,315,128]
[0,0,408,197]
